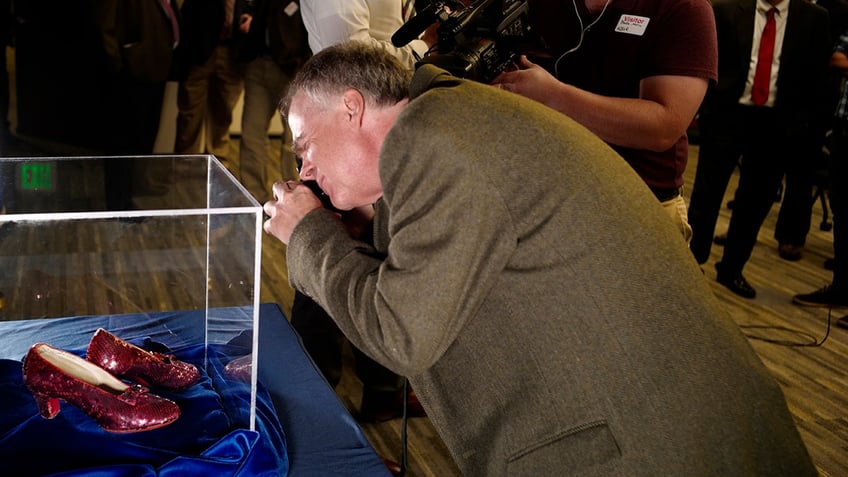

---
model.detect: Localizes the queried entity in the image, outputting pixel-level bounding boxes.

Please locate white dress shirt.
[300,0,429,69]
[741,0,790,107]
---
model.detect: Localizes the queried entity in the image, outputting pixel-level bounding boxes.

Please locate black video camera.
[296,155,340,213]
[392,0,534,84]
[302,180,340,213]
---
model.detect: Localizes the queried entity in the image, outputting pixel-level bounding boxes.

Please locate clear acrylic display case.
[0,154,263,429]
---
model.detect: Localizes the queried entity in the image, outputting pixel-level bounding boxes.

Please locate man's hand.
[263,181,324,245]
[491,55,560,106]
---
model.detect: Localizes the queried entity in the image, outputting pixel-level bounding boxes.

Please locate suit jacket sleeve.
[93,0,176,82]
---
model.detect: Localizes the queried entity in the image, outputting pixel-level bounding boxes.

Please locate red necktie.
[752,8,777,106]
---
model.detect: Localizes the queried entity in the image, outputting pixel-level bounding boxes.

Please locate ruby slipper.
[22,342,181,433]
[86,328,200,390]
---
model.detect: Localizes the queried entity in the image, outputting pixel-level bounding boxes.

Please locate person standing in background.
[793,28,848,314]
[174,0,244,175]
[95,0,181,208]
[493,0,718,244]
[772,0,848,262]
[300,0,430,69]
[234,0,311,202]
[0,0,12,215]
[687,0,832,298]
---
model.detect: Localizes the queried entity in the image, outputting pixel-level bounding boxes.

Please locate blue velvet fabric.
[0,305,390,477]
[0,334,288,476]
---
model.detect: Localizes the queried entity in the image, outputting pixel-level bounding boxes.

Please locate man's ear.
[342,89,366,125]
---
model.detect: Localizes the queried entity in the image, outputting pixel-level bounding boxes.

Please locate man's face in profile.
[288,90,382,211]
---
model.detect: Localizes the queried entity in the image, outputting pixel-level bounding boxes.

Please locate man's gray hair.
[280,41,413,117]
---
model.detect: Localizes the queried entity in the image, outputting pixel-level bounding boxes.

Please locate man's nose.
[298,160,316,180]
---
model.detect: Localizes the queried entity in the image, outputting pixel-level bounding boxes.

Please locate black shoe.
[713,233,727,246]
[716,269,757,298]
[792,284,848,308]
[777,243,803,261]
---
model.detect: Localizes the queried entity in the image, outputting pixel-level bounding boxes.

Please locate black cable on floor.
[740,306,836,347]
[398,378,409,477]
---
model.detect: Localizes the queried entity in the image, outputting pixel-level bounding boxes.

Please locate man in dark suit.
[688,0,833,298]
[95,0,181,209]
[794,28,848,313]
[773,0,848,261]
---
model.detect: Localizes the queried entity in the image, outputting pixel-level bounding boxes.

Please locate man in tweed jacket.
[263,41,816,476]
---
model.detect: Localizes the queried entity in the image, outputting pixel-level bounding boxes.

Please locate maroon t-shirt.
[527,0,718,190]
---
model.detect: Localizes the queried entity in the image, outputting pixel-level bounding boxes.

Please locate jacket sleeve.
[287,101,516,376]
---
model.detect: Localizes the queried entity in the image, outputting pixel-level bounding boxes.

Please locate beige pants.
[661,193,693,244]
[174,44,244,174]
[239,55,298,203]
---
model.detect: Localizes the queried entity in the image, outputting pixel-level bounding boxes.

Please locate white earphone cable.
[554,0,612,77]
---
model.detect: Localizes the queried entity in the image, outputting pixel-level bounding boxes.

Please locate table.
[0,303,390,477]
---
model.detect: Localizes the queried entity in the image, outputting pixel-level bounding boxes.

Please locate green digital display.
[21,163,52,190]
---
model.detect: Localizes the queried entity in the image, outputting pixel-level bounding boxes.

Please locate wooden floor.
[3,137,847,476]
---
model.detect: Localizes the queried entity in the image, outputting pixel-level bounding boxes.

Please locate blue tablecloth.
[0,304,390,477]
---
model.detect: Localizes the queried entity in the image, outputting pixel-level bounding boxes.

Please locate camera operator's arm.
[493,55,707,153]
[301,0,431,68]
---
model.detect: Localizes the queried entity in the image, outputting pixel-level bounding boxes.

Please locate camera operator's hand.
[491,55,562,107]
[239,14,252,34]
[417,3,456,53]
[263,181,325,245]
[422,23,440,51]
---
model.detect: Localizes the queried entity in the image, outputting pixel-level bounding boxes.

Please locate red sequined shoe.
[86,328,200,390]
[22,342,180,433]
